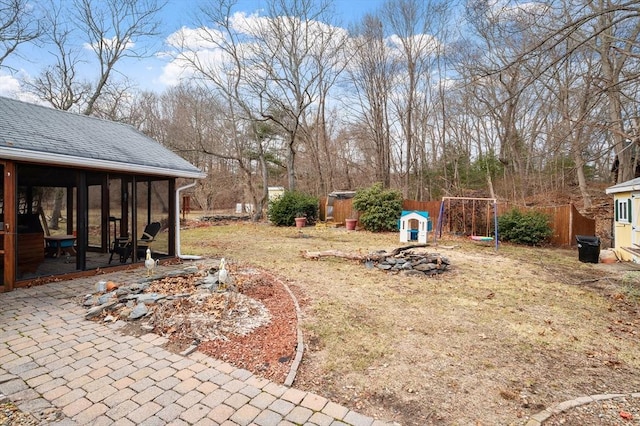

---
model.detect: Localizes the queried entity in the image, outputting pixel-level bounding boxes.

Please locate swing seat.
[470,235,493,242]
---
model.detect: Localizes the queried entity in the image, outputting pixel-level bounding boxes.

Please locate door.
[632,194,640,262]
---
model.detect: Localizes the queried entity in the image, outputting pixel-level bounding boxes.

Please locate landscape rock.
[98,292,116,305]
[372,251,450,276]
[129,303,148,320]
[136,293,166,304]
[414,263,436,272]
[85,301,117,319]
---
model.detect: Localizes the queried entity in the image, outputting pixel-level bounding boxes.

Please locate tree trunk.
[49,188,64,230]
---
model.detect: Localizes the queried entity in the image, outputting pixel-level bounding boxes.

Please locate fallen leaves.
[620,410,633,420]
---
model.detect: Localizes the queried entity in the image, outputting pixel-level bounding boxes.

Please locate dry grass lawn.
[181,221,640,425]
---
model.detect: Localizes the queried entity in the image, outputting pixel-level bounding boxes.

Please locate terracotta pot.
[345,218,357,230]
[599,249,617,264]
[294,217,306,228]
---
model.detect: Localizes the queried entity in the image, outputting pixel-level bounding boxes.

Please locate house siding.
[612,191,635,261]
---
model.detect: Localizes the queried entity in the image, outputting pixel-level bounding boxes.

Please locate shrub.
[498,208,553,246]
[352,183,403,232]
[268,191,318,226]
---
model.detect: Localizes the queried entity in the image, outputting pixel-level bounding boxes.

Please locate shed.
[399,210,431,244]
[0,96,205,291]
[606,178,640,261]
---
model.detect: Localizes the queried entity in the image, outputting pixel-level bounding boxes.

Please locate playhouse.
[399,210,431,244]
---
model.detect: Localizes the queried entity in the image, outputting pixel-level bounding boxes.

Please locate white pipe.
[175,181,203,260]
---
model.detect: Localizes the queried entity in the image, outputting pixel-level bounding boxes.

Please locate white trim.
[618,198,631,223]
[0,147,206,179]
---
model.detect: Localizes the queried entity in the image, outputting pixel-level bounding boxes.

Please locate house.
[605,177,640,261]
[399,210,431,244]
[0,96,205,292]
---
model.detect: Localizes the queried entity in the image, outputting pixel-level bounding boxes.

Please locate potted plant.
[294,213,307,228]
[345,214,358,231]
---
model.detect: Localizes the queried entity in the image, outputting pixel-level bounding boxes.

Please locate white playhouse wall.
[399,212,429,244]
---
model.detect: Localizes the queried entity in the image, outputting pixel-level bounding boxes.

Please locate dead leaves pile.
[147,275,199,295]
[148,273,271,343]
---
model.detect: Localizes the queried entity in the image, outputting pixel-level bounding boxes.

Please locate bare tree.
[347,14,394,189]
[381,0,451,198]
[469,0,640,184]
[74,0,164,116]
[243,0,342,191]
[0,0,42,67]
[26,1,90,111]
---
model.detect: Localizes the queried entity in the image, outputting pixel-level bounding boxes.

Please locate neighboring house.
[605,177,640,261]
[0,96,205,292]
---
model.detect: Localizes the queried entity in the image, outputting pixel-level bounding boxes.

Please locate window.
[616,198,632,223]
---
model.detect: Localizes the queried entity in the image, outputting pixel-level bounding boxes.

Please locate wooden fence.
[497,203,596,247]
[319,197,595,247]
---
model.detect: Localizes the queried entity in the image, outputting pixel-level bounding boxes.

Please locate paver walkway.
[0,267,395,425]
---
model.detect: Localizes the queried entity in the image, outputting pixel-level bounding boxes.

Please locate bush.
[352,183,403,232]
[268,191,318,226]
[498,208,553,246]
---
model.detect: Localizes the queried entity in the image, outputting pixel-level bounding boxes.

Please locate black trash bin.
[576,235,600,263]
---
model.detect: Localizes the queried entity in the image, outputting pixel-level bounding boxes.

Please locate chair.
[109,222,162,264]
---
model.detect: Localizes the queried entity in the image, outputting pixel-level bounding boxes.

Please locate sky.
[0,0,388,101]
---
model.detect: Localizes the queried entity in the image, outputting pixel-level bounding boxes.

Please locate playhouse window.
[616,198,631,223]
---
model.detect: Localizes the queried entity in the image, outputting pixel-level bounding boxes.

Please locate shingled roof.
[0,96,204,179]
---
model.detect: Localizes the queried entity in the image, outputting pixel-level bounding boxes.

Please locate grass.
[180,222,640,425]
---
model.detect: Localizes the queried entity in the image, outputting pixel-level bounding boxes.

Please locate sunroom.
[0,96,205,291]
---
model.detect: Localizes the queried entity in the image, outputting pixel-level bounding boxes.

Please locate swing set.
[435,196,499,251]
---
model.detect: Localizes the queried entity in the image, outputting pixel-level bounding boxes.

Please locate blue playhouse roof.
[401,210,429,219]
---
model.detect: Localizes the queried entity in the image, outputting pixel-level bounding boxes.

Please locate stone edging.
[281,279,304,387]
[525,392,640,425]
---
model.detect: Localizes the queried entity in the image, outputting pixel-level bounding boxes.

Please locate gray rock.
[129,303,148,320]
[127,283,149,293]
[377,263,392,270]
[414,263,436,272]
[179,344,198,356]
[385,257,397,264]
[98,292,116,305]
[401,262,413,270]
[83,296,96,307]
[85,301,117,319]
[136,293,165,304]
[115,288,131,297]
[166,293,191,300]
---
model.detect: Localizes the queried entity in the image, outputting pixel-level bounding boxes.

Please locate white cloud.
[165,26,225,51]
[158,57,194,86]
[227,11,265,35]
[0,73,22,97]
[0,71,41,104]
